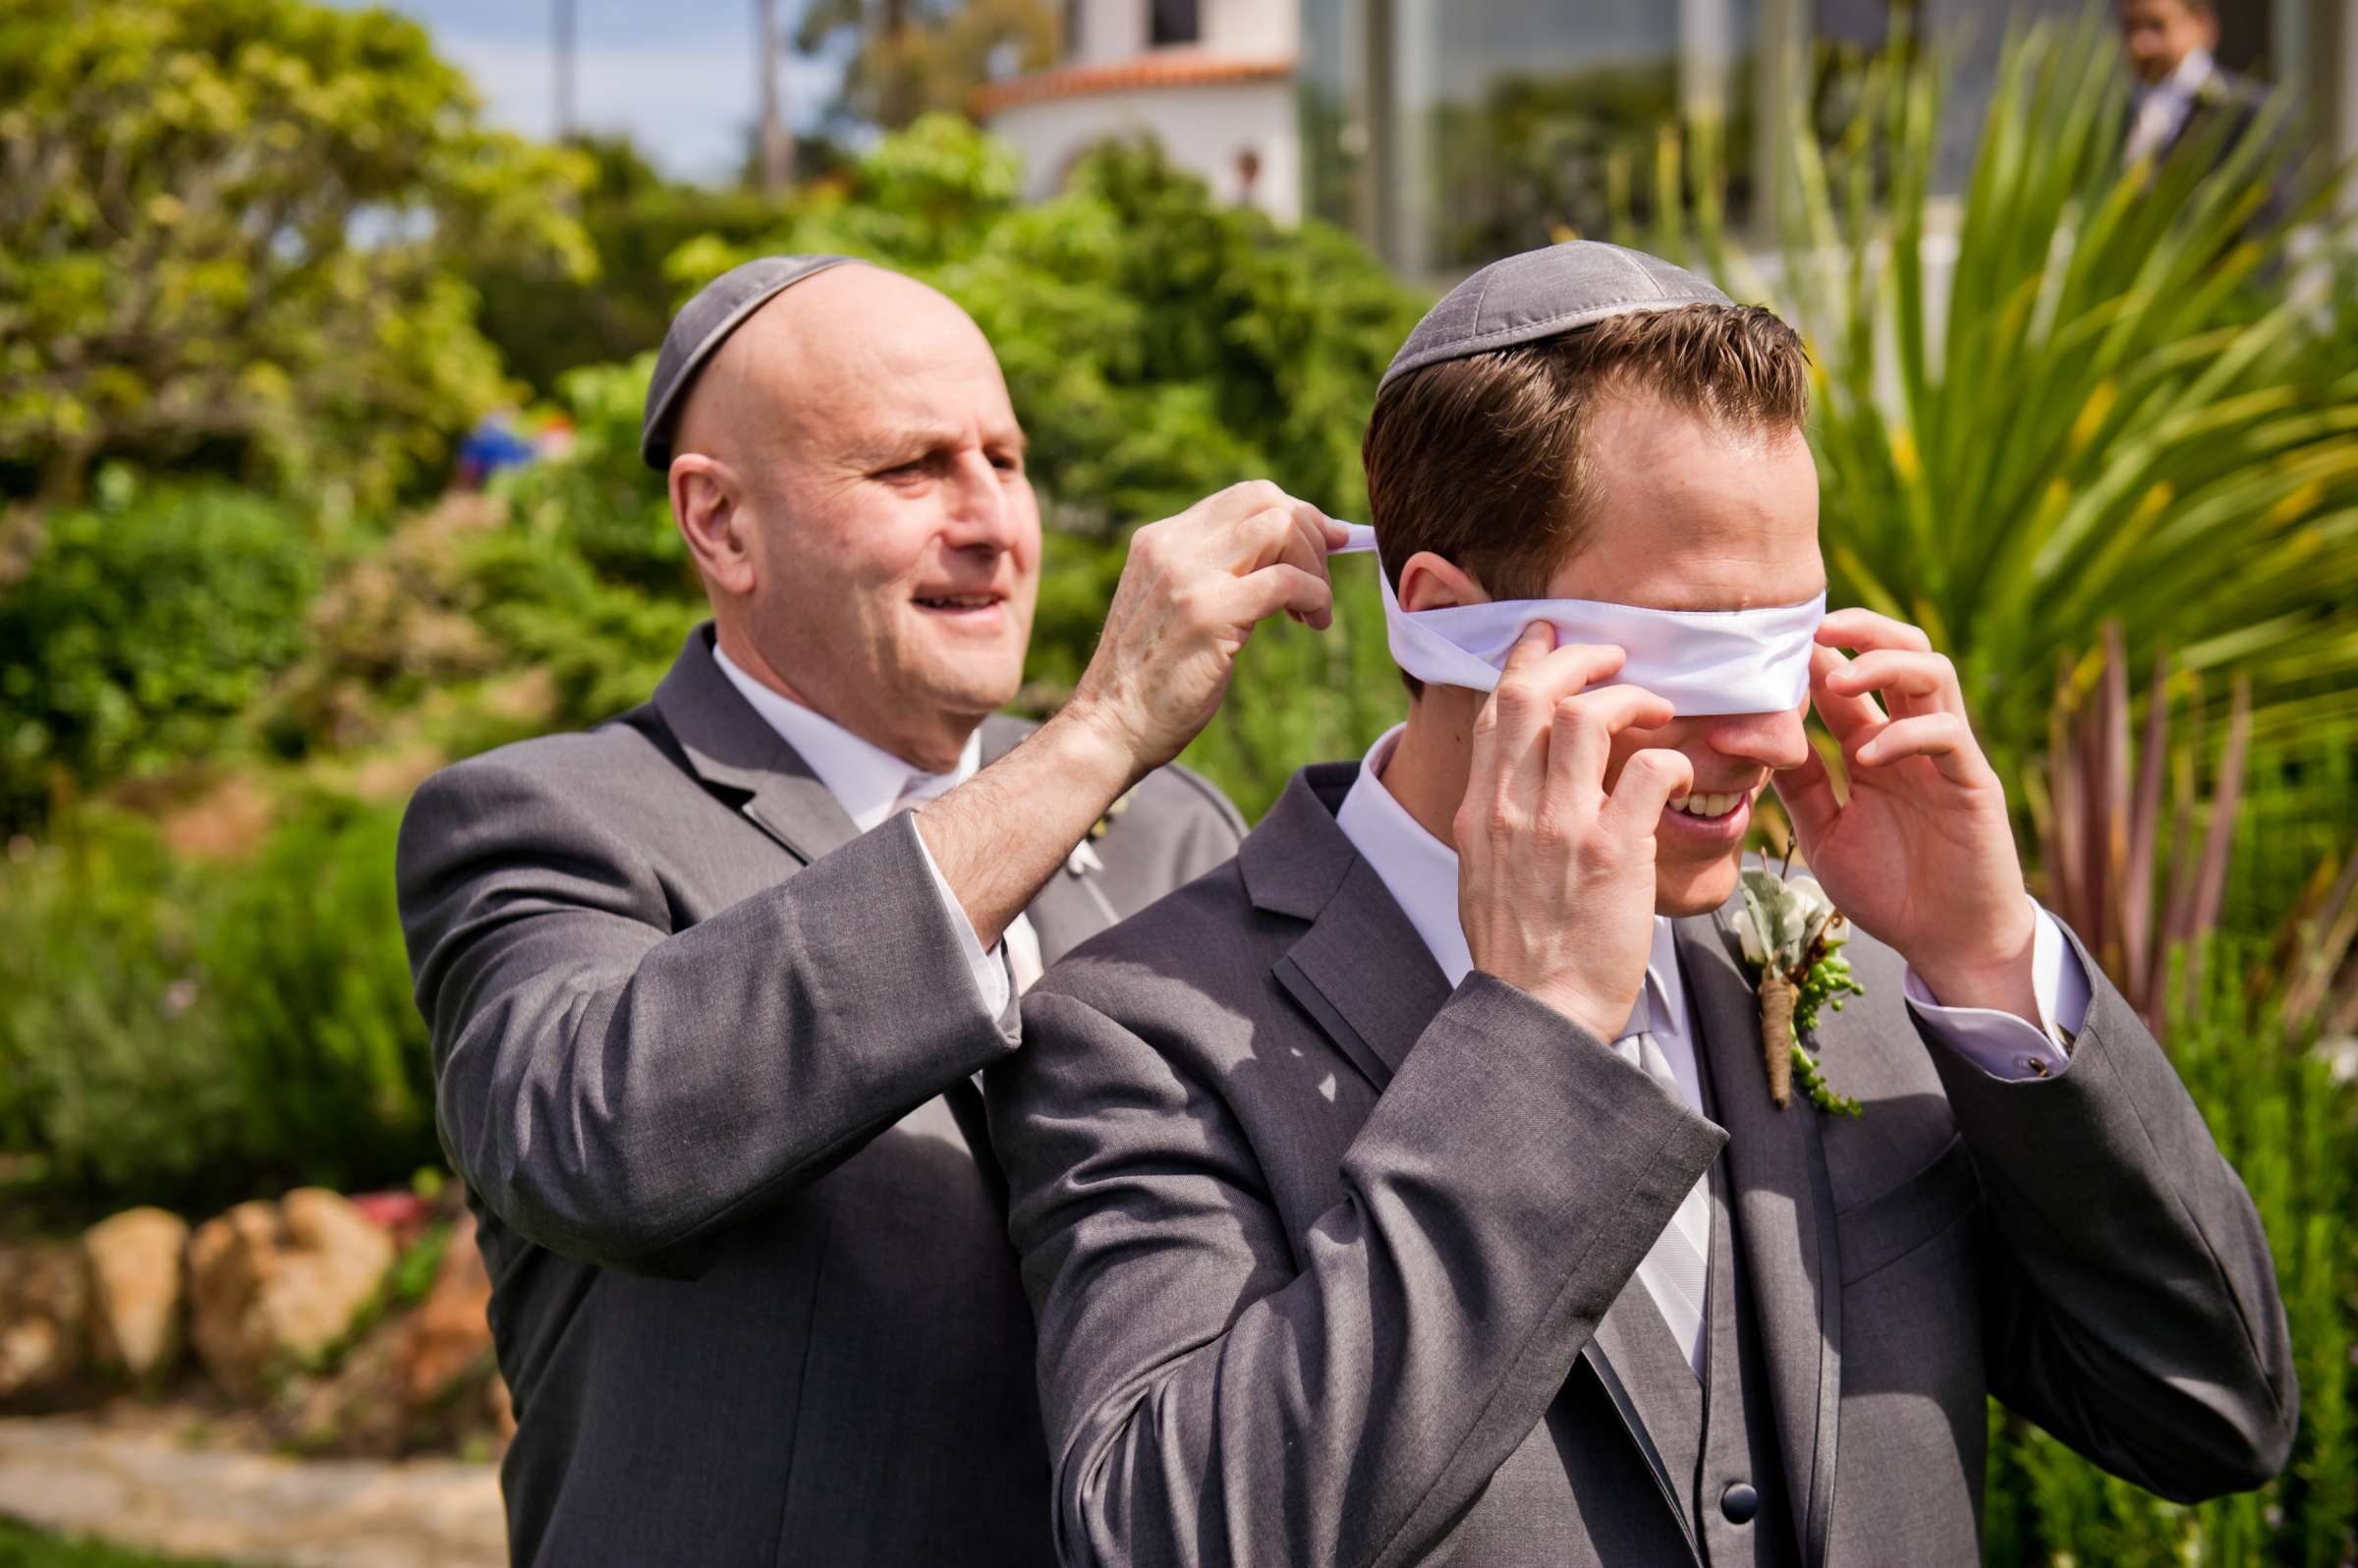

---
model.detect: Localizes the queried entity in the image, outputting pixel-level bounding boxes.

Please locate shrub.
[0,481,322,830]
[0,798,439,1212]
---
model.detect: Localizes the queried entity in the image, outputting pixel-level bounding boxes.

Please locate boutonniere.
[1067,789,1135,876]
[1733,862,1866,1116]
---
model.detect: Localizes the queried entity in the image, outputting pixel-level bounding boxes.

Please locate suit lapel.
[1240,766,1450,1094]
[651,627,859,866]
[1675,909,1843,1568]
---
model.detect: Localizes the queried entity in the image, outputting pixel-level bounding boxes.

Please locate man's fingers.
[1768,744,1841,852]
[1817,606,1935,655]
[1822,647,1964,718]
[1598,747,1695,839]
[1465,624,1556,821]
[1495,640,1628,808]
[1544,685,1674,806]
[1807,644,1888,745]
[1230,562,1333,631]
[1851,712,1991,788]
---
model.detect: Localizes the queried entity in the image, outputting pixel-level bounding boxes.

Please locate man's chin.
[1655,850,1742,919]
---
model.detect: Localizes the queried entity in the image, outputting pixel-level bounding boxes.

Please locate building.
[976,0,1303,222]
[981,0,2358,286]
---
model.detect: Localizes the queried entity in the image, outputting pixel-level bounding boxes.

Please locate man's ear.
[670,454,758,598]
[1397,550,1491,613]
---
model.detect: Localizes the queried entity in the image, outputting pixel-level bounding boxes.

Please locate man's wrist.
[1905,896,2042,1022]
[1042,700,1150,804]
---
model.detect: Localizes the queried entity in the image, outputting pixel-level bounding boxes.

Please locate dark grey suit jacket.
[992,763,2296,1567]
[395,626,1244,1568]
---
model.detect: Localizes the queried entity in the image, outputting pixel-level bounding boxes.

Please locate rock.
[0,1242,87,1405]
[283,1212,505,1458]
[188,1189,394,1394]
[82,1206,189,1381]
[397,1212,494,1412]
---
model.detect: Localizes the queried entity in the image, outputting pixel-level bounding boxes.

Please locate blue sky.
[331,0,851,183]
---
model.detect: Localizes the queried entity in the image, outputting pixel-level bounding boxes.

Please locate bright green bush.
[1983,942,2357,1566]
[0,481,322,830]
[0,798,439,1212]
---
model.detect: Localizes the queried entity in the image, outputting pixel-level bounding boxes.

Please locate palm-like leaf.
[1628,17,2355,780]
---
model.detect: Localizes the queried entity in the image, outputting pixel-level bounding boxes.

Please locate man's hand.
[1065,480,1344,782]
[919,481,1338,959]
[1456,625,1696,1041]
[1770,609,2039,1017]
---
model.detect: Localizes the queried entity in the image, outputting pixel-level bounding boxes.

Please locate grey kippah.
[1378,241,1735,394]
[640,253,865,469]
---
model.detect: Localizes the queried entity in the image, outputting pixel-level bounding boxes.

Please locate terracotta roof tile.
[975,53,1295,116]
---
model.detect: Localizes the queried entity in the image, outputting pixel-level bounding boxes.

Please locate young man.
[397,256,1342,1566]
[991,243,2293,1568]
[2119,0,2267,171]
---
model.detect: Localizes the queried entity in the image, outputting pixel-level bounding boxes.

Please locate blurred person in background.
[396,254,1342,1567]
[2119,0,2268,171]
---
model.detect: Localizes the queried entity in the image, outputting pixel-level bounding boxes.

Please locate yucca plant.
[1622,14,2358,784]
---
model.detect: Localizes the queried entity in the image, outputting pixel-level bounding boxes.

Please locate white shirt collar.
[711,644,980,833]
[2142,45,2217,102]
[1334,724,1682,1042]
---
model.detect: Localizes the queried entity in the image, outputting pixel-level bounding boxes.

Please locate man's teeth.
[1671,792,1744,818]
[919,595,996,609]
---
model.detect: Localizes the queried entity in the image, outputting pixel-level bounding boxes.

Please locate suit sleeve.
[1927,926,2297,1499]
[397,756,1019,1277]
[996,974,1726,1568]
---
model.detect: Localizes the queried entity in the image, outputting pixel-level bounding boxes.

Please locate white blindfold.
[1330,523,1823,716]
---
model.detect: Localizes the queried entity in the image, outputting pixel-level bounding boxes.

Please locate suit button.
[1720,1482,1760,1524]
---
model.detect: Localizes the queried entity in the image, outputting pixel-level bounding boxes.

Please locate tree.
[0,0,592,505]
[796,0,1061,133]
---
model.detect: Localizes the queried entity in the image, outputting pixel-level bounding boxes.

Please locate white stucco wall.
[990,79,1302,222]
[1066,0,1299,63]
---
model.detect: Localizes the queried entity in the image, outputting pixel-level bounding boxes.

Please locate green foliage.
[0,0,591,504]
[466,135,795,396]
[0,481,321,830]
[796,0,1060,134]
[1985,943,2358,1566]
[1625,17,2356,785]
[0,800,440,1212]
[0,1515,264,1568]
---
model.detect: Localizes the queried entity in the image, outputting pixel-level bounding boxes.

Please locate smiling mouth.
[1667,787,1756,821]
[914,593,1003,611]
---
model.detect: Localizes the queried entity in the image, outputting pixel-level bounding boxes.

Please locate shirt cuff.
[1901,899,2089,1080]
[912,815,1012,1019]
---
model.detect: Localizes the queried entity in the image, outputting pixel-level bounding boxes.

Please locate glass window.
[1151,0,1201,47]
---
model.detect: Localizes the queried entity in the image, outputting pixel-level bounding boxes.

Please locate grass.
[0,1518,266,1568]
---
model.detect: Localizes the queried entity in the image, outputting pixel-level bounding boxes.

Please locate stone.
[396,1211,494,1412]
[0,1242,87,1405]
[82,1206,190,1381]
[188,1189,394,1394]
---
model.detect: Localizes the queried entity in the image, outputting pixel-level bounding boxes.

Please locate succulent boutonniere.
[1733,862,1867,1117]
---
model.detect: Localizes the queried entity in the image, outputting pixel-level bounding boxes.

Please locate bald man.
[396,256,1342,1567]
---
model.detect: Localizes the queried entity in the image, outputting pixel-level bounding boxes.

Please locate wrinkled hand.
[1066,480,1343,780]
[1456,625,1697,1041]
[1770,610,2036,1009]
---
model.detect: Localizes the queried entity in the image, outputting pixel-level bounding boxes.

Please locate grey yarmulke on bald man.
[1379,241,1734,393]
[640,253,864,470]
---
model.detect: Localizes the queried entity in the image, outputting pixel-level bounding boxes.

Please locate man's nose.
[939,450,1021,553]
[1702,707,1812,771]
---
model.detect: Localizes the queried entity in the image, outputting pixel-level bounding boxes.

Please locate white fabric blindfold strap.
[1330,523,1824,716]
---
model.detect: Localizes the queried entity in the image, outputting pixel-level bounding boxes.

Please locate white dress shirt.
[1333,725,2088,1365]
[2127,46,2218,168]
[713,645,1038,1017]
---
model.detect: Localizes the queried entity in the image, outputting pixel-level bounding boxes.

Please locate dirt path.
[0,1414,503,1568]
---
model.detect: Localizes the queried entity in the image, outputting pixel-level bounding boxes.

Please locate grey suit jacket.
[992,763,2296,1568]
[395,625,1244,1568]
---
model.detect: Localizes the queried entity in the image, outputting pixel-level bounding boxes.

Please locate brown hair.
[1360,302,1812,693]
